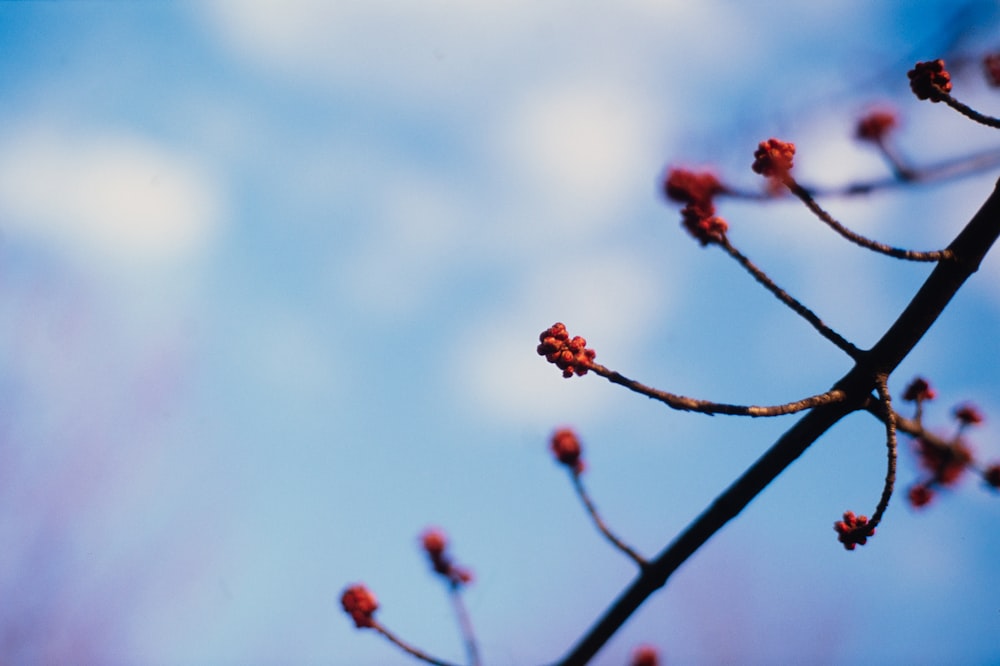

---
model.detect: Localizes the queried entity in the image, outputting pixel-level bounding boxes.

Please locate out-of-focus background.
[1,2,998,664]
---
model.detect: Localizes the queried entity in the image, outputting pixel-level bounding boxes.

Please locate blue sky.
[1,2,999,664]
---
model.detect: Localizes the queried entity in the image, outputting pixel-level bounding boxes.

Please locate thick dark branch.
[554,177,1000,666]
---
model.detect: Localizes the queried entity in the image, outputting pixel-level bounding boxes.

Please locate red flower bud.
[631,644,661,666]
[954,403,984,427]
[902,377,936,402]
[856,109,898,142]
[834,511,875,550]
[751,138,795,179]
[908,59,952,101]
[550,428,585,475]
[341,584,379,629]
[537,323,596,378]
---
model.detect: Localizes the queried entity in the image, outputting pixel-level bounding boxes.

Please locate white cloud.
[0,124,224,266]
[492,79,665,227]
[335,165,470,319]
[197,0,749,110]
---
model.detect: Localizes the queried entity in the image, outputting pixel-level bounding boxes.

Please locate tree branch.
[554,177,1000,666]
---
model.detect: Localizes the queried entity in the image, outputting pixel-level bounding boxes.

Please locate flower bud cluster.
[902,377,936,402]
[550,428,585,475]
[902,378,999,508]
[855,110,898,143]
[663,168,728,245]
[751,138,795,179]
[537,322,596,378]
[341,584,379,628]
[908,59,952,101]
[421,528,474,586]
[834,511,875,551]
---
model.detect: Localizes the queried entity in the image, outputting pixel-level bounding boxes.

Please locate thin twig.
[571,472,647,568]
[448,585,480,666]
[716,236,862,358]
[941,93,1000,129]
[372,622,465,666]
[784,178,954,262]
[874,138,918,182]
[721,147,1000,199]
[870,375,898,528]
[587,360,848,416]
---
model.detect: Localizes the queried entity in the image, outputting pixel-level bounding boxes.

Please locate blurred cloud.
[0,123,224,267]
[1,2,998,664]
[492,77,667,229]
[336,166,470,320]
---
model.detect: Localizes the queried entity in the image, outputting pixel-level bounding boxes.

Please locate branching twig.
[554,177,1000,666]
[721,147,1000,199]
[872,136,918,182]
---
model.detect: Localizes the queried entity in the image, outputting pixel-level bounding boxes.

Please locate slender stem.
[571,471,647,568]
[372,622,465,666]
[587,360,847,416]
[716,236,862,358]
[941,93,1000,129]
[722,147,1000,199]
[784,178,953,262]
[448,585,480,666]
[870,375,897,528]
[874,138,917,182]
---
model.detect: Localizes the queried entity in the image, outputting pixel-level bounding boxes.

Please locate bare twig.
[940,92,1000,129]
[869,374,898,529]
[570,472,647,568]
[447,586,480,666]
[783,178,954,262]
[722,147,1000,199]
[716,236,862,358]
[873,137,918,182]
[372,622,465,666]
[587,360,848,417]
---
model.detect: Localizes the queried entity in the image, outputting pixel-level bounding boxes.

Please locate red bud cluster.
[834,511,875,551]
[550,428,585,475]
[908,59,952,101]
[537,323,596,378]
[341,584,379,629]
[752,138,795,179]
[856,110,898,142]
[420,528,473,587]
[663,168,728,245]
